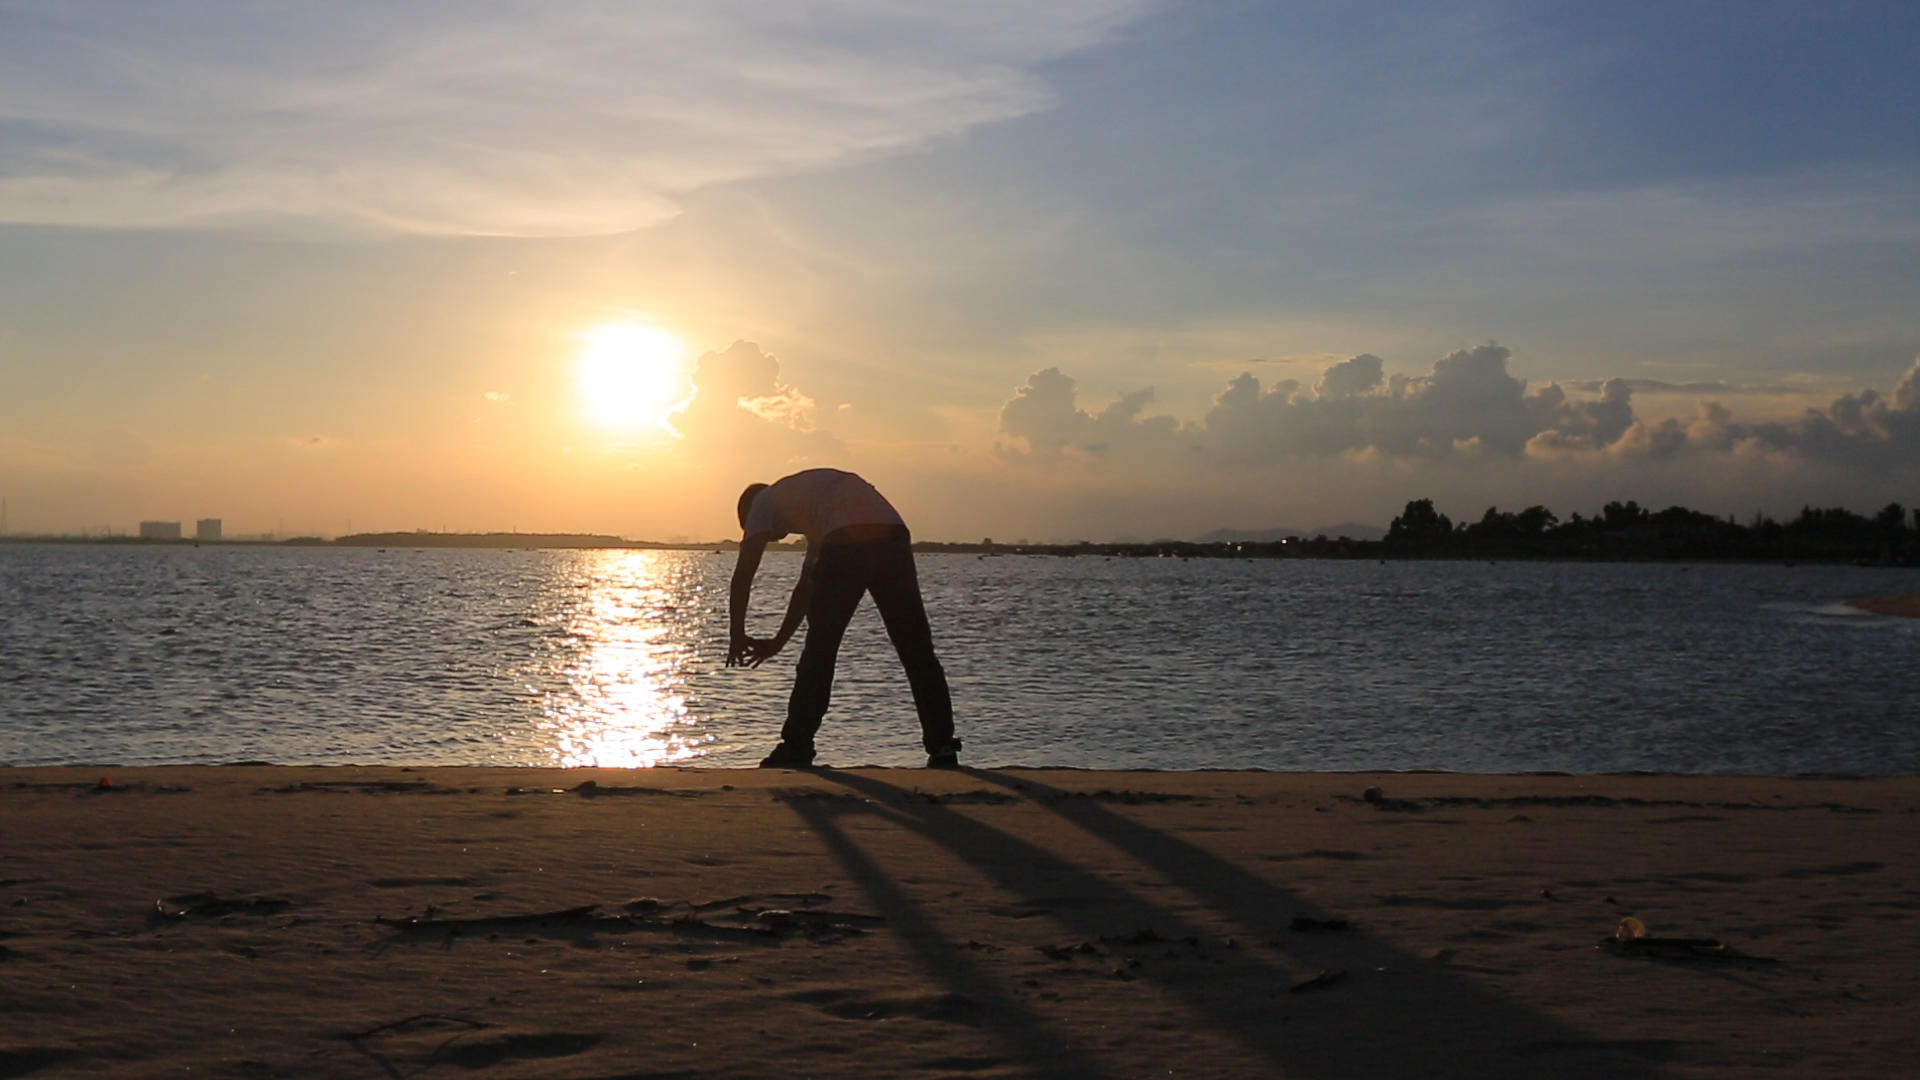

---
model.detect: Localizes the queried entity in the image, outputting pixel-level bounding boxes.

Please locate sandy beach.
[2,767,1916,1079]
[1850,594,1920,618]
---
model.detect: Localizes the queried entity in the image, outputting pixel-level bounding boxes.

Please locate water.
[2,543,1916,773]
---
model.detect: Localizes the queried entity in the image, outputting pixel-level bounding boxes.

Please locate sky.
[3,0,1918,541]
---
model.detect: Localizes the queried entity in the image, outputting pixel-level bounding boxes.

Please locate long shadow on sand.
[783,787,1117,1079]
[789,769,1680,1080]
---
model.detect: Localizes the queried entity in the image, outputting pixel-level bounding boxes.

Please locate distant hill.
[1308,522,1386,541]
[1197,523,1384,543]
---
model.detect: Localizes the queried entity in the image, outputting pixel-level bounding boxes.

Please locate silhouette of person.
[726,468,961,768]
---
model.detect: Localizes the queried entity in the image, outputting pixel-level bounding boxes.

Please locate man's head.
[737,483,769,530]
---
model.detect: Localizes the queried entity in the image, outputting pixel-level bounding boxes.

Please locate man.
[726,468,962,768]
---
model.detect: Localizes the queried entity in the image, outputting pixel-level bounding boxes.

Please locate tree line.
[918,498,1918,564]
[1381,498,1919,563]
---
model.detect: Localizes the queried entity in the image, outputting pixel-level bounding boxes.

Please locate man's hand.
[727,634,784,668]
[725,633,753,667]
[743,636,785,667]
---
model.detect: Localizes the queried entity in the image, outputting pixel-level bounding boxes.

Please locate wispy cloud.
[0,1,1152,235]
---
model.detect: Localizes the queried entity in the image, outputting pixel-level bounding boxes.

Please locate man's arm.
[726,535,769,667]
[739,548,814,667]
[757,551,814,659]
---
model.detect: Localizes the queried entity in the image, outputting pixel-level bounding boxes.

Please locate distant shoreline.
[5,530,1920,566]
[0,532,735,551]
[11,526,1920,568]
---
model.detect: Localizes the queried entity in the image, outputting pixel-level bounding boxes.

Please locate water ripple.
[1,544,1916,771]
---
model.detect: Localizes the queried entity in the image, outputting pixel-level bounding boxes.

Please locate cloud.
[1190,343,1556,461]
[669,340,839,465]
[1718,360,1920,471]
[1314,353,1382,399]
[1563,378,1797,396]
[997,367,1083,455]
[996,344,1920,480]
[1897,362,1920,412]
[996,367,1182,462]
[0,1,1152,235]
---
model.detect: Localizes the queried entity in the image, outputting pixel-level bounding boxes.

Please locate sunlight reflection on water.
[532,551,708,768]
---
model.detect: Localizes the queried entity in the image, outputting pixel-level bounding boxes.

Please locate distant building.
[195,518,222,542]
[139,521,182,540]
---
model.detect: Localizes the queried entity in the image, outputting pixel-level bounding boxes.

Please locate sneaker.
[758,742,816,769]
[925,739,963,769]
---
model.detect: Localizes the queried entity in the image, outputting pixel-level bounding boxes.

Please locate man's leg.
[868,535,956,756]
[777,545,868,755]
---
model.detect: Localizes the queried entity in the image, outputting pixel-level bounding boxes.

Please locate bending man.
[727,468,961,768]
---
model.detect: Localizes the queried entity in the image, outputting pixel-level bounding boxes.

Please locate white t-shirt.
[743,469,905,544]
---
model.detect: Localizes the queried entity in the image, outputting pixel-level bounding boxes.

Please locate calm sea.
[2,543,1916,773]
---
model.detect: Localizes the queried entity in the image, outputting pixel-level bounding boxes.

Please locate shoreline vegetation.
[4,765,1916,1077]
[6,497,1918,566]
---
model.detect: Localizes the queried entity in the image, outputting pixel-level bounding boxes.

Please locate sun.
[576,323,689,433]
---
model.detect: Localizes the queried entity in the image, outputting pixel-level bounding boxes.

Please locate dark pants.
[782,525,955,753]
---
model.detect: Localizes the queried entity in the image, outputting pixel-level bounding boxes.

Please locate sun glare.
[576,323,688,433]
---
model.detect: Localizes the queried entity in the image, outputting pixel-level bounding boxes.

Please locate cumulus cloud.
[997,344,1920,478]
[996,367,1181,461]
[1720,361,1920,470]
[1191,343,1567,461]
[1314,353,1383,399]
[997,367,1082,454]
[669,340,838,464]
[0,1,1151,235]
